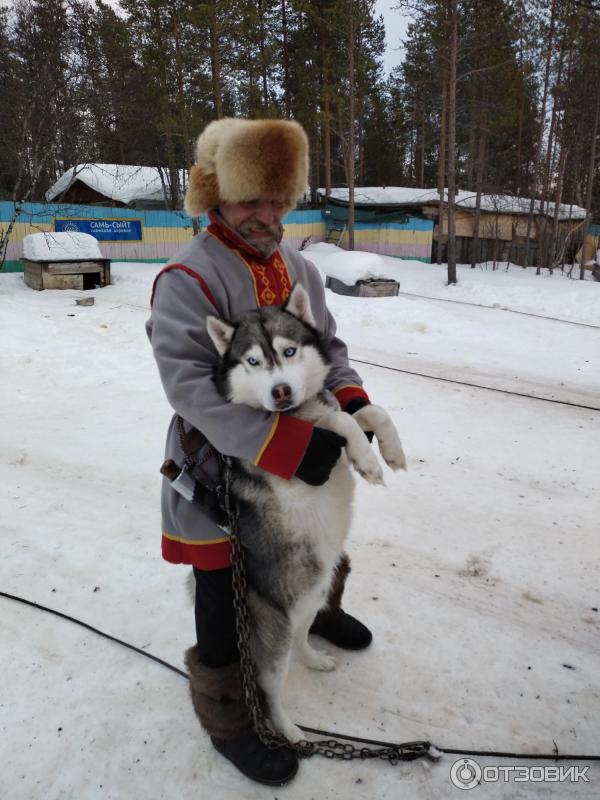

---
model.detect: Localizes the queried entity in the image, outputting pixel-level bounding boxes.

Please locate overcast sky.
[375,0,410,74]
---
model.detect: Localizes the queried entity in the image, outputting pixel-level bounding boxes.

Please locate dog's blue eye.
[247,356,259,366]
[283,347,296,358]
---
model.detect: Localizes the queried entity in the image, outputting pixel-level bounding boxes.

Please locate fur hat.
[184,117,309,216]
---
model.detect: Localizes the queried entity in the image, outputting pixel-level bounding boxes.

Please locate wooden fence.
[1,201,435,272]
[0,202,329,272]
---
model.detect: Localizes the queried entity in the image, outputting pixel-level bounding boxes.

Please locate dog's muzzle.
[271,383,294,410]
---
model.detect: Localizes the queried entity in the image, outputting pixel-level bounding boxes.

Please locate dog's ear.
[283,282,316,328]
[206,316,236,356]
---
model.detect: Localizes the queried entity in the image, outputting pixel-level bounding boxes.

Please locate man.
[146,117,376,785]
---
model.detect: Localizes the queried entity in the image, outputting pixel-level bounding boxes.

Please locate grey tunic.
[146,214,368,569]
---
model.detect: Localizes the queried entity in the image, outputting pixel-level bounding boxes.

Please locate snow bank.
[22,231,104,262]
[304,244,600,326]
[304,242,398,284]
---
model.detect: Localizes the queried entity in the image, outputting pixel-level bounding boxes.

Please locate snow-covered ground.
[2,252,599,799]
[305,245,600,409]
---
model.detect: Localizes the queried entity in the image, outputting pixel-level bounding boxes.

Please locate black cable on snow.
[349,357,600,412]
[397,289,600,331]
[3,590,600,763]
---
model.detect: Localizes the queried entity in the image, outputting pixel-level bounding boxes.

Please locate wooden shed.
[22,231,111,291]
[23,257,111,290]
[319,190,434,261]
[45,164,186,210]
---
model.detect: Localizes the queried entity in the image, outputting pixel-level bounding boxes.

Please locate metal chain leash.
[221,455,434,764]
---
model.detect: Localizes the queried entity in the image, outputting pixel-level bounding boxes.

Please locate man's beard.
[238,219,283,258]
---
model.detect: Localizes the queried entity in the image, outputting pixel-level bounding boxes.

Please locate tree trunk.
[320,15,332,195]
[579,78,600,279]
[281,0,291,118]
[258,1,270,110]
[466,83,476,188]
[515,6,527,195]
[523,0,557,268]
[446,0,458,285]
[347,0,355,251]
[436,77,447,265]
[515,61,525,195]
[471,128,486,269]
[358,105,366,185]
[208,0,223,118]
[549,130,568,271]
[537,34,567,273]
[415,102,425,187]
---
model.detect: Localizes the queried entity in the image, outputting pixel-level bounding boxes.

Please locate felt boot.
[309,554,373,650]
[184,646,298,785]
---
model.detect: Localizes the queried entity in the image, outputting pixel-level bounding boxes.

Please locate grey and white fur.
[205,282,406,742]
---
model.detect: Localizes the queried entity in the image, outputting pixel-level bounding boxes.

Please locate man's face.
[219,199,286,258]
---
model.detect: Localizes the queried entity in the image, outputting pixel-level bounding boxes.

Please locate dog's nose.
[271,383,292,403]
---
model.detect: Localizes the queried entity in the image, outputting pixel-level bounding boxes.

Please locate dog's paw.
[379,438,407,471]
[278,720,305,744]
[353,451,385,485]
[301,647,337,671]
[312,651,337,671]
[353,406,407,472]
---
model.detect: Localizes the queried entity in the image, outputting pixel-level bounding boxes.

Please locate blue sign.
[55,217,143,241]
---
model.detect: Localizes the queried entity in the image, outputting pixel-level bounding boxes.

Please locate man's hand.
[295,427,347,486]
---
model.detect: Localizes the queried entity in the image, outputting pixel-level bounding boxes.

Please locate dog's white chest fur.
[269,454,354,599]
[269,455,354,548]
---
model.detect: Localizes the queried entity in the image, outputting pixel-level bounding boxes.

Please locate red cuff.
[335,385,370,411]
[255,414,313,480]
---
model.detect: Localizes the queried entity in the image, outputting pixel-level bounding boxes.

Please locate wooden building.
[322,188,587,267]
[319,190,433,261]
[45,164,186,209]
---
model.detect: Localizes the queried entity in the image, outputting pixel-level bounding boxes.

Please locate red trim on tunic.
[256,414,313,480]
[335,385,370,410]
[162,534,232,570]
[151,264,218,309]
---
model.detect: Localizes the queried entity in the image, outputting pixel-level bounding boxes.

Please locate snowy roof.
[45,164,187,206]
[319,187,586,221]
[23,231,104,261]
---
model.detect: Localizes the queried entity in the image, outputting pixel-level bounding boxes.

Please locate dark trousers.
[193,566,239,668]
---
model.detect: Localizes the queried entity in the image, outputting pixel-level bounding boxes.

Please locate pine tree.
[10,0,85,200]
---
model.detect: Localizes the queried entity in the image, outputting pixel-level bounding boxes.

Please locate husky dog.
[205,282,406,743]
